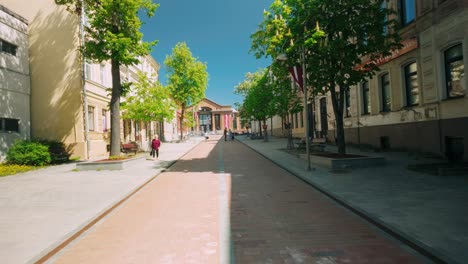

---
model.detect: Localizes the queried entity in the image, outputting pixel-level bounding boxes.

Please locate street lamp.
[277,46,312,171]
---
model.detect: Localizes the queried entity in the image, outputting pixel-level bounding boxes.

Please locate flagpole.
[301,45,311,171]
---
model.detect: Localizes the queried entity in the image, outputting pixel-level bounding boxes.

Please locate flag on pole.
[289,65,303,92]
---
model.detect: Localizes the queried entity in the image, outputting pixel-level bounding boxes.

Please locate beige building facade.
[267,0,467,161]
[187,98,242,136]
[334,0,468,161]
[0,5,30,161]
[2,0,168,160]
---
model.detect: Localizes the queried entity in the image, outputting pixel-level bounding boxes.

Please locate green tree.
[122,72,176,130]
[251,0,401,154]
[55,0,158,156]
[237,69,275,134]
[164,42,209,141]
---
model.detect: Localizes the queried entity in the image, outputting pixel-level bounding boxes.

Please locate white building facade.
[0,5,30,161]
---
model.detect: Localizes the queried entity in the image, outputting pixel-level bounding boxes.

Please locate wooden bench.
[311,138,327,152]
[295,137,327,152]
[121,142,138,154]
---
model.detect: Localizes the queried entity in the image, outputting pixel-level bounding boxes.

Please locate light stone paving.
[0,137,204,264]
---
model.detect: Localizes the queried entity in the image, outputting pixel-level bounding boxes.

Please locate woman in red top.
[151,135,161,159]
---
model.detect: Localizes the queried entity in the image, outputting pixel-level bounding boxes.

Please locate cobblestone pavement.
[48,136,429,263]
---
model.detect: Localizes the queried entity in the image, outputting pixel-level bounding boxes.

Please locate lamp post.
[277,45,311,171]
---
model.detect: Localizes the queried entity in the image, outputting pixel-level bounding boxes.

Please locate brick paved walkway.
[48,136,429,263]
[224,138,428,263]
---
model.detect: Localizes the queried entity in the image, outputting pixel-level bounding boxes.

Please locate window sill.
[402,104,419,110]
[442,95,466,101]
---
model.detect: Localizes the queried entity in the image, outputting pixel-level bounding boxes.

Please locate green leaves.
[122,72,176,122]
[164,42,209,139]
[164,42,208,108]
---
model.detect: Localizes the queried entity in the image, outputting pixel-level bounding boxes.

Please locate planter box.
[76,157,140,171]
[300,153,386,169]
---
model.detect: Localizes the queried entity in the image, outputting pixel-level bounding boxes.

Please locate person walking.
[224,128,228,141]
[229,129,234,140]
[150,135,161,159]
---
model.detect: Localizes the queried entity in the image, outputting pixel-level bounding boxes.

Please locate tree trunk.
[329,83,346,154]
[109,58,122,157]
[179,106,185,141]
[335,111,346,154]
[258,120,262,136]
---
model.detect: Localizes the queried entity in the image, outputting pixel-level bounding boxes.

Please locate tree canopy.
[164,42,208,140]
[251,0,401,153]
[56,0,159,156]
[122,72,176,123]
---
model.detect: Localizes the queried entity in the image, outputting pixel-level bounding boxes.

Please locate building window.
[300,110,304,128]
[290,113,294,128]
[362,81,370,114]
[380,73,391,112]
[404,62,419,106]
[100,64,106,85]
[215,114,220,130]
[445,44,465,98]
[295,112,298,128]
[381,0,388,35]
[102,109,108,132]
[344,88,351,117]
[0,39,17,56]
[84,62,91,80]
[0,118,20,133]
[88,106,95,131]
[399,0,416,26]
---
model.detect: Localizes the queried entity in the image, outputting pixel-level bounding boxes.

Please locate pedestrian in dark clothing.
[150,135,161,159]
[224,128,228,141]
[229,129,234,140]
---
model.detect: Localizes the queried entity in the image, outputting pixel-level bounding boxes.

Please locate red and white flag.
[289,65,303,92]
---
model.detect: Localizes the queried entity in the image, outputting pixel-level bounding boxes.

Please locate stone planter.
[76,157,140,171]
[300,153,386,169]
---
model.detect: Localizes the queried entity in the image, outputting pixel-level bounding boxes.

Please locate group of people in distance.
[223,128,234,141]
[149,128,234,161]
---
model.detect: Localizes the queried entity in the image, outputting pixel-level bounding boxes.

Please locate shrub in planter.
[6,140,51,166]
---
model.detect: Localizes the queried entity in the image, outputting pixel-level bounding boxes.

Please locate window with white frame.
[362,80,371,114]
[84,61,91,80]
[404,62,419,106]
[102,109,108,132]
[444,44,465,98]
[100,64,106,85]
[88,106,95,131]
[380,73,391,112]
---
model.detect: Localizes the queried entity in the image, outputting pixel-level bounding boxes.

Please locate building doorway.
[320,98,328,138]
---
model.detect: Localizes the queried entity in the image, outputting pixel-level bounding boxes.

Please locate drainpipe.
[80,1,90,160]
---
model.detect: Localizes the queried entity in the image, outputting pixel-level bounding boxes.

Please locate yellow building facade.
[2,0,165,160]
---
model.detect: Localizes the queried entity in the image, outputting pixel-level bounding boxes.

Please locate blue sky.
[140,0,272,107]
